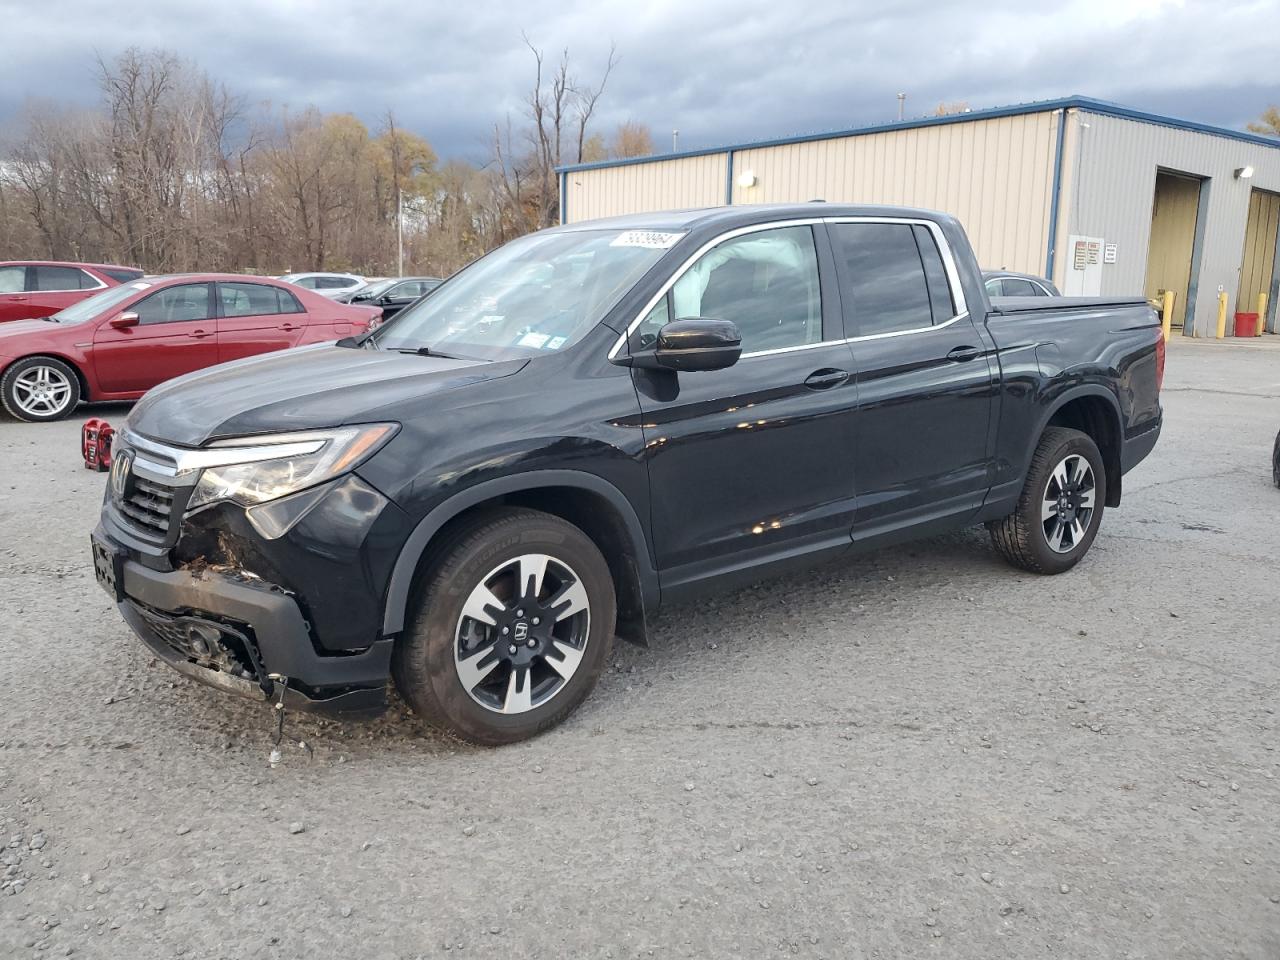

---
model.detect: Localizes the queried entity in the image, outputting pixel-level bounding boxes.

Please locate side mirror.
[109,311,139,329]
[627,318,742,372]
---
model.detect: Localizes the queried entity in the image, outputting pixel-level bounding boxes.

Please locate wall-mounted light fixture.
[736,170,757,188]
[1235,166,1255,179]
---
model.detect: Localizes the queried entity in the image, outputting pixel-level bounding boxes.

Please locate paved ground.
[2,337,1278,959]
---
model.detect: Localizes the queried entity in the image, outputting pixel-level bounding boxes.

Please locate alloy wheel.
[453,553,591,715]
[12,365,74,418]
[1041,454,1096,553]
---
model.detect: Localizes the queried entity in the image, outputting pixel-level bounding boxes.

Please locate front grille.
[119,476,175,537]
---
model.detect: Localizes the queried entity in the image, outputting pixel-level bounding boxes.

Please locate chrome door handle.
[946,346,981,362]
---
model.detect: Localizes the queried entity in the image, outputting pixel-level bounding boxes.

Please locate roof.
[0,260,141,271]
[557,95,1280,174]
[550,202,958,233]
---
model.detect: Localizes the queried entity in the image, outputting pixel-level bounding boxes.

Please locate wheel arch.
[1039,386,1123,508]
[382,470,658,644]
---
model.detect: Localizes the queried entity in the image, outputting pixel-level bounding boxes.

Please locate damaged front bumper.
[93,452,411,716]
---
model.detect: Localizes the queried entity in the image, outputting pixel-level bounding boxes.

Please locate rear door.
[829,219,997,538]
[215,281,309,363]
[92,282,218,393]
[0,265,28,322]
[629,221,860,587]
[25,265,104,318]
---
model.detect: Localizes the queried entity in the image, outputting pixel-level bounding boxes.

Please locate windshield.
[372,228,682,360]
[50,281,152,324]
[353,279,397,299]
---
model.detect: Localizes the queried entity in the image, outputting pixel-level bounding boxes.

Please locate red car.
[0,261,145,324]
[0,274,380,422]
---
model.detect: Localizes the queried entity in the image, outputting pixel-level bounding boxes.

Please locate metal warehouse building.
[558,96,1280,338]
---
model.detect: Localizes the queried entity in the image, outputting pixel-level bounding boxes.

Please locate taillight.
[1154,330,1166,393]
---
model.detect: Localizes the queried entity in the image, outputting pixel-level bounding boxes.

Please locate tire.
[392,507,617,745]
[1,356,82,422]
[987,426,1106,575]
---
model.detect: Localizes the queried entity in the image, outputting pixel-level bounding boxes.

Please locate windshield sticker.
[610,231,684,249]
[518,331,551,349]
[546,336,567,350]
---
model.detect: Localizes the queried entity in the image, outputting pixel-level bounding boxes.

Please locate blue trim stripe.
[559,170,567,225]
[1045,109,1068,279]
[725,151,734,205]
[556,95,1280,175]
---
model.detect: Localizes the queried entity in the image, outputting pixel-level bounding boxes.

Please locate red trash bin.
[1234,312,1259,338]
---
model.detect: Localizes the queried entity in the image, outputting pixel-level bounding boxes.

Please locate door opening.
[1144,170,1203,333]
[1237,188,1280,335]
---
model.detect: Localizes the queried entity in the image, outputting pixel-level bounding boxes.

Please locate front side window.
[219,282,302,317]
[136,283,212,325]
[51,281,152,324]
[632,225,822,354]
[33,265,93,291]
[0,266,24,293]
[832,222,956,336]
[375,228,679,361]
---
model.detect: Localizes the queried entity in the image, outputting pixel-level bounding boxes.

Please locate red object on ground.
[82,418,114,471]
[1234,312,1259,338]
[0,274,380,410]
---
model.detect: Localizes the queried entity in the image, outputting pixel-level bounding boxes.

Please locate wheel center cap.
[512,620,529,643]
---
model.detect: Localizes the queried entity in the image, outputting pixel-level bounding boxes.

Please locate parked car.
[277,272,366,299]
[0,261,144,324]
[983,270,1060,297]
[93,205,1163,745]
[0,275,379,422]
[342,276,442,319]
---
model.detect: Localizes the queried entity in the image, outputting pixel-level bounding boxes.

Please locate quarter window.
[135,283,212,324]
[634,225,822,354]
[1000,277,1039,297]
[103,268,144,283]
[33,265,94,291]
[831,222,957,336]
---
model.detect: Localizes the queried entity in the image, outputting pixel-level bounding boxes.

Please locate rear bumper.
[103,526,391,715]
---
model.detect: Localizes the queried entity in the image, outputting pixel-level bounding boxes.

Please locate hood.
[127,343,526,446]
[0,318,64,348]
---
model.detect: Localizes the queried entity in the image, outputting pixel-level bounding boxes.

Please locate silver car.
[277,272,367,299]
[982,270,1060,298]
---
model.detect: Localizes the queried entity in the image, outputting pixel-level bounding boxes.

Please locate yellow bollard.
[1258,292,1269,337]
[1161,291,1174,342]
[1216,291,1228,339]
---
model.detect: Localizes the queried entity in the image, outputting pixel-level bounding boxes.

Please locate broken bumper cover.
[98,524,392,715]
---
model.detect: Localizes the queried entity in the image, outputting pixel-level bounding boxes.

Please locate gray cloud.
[1,0,1276,160]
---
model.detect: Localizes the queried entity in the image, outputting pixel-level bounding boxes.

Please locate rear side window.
[294,277,320,289]
[33,265,95,291]
[102,268,144,283]
[318,276,354,289]
[219,282,304,317]
[831,222,956,336]
[1000,277,1039,297]
[0,266,24,293]
[136,283,213,324]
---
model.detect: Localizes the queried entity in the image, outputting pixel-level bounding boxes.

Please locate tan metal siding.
[1064,111,1280,336]
[1237,189,1280,312]
[564,154,726,223]
[729,111,1060,276]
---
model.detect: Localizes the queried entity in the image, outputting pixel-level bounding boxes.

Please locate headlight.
[186,424,398,512]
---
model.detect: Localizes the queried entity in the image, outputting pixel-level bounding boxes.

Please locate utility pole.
[672,128,679,152]
[897,93,906,121]
[396,187,404,278]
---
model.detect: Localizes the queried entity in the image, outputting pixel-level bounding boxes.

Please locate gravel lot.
[2,337,1278,959]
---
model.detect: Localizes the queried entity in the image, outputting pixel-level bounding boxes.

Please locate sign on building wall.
[1065,235,1105,297]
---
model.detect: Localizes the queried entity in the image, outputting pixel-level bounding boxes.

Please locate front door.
[628,222,859,590]
[826,220,996,539]
[92,282,218,394]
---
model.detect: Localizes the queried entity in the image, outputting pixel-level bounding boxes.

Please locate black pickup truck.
[92,204,1164,744]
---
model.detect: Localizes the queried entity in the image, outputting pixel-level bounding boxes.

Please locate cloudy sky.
[1,0,1277,161]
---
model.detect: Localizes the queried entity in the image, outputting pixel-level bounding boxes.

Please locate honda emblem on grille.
[109,450,133,503]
